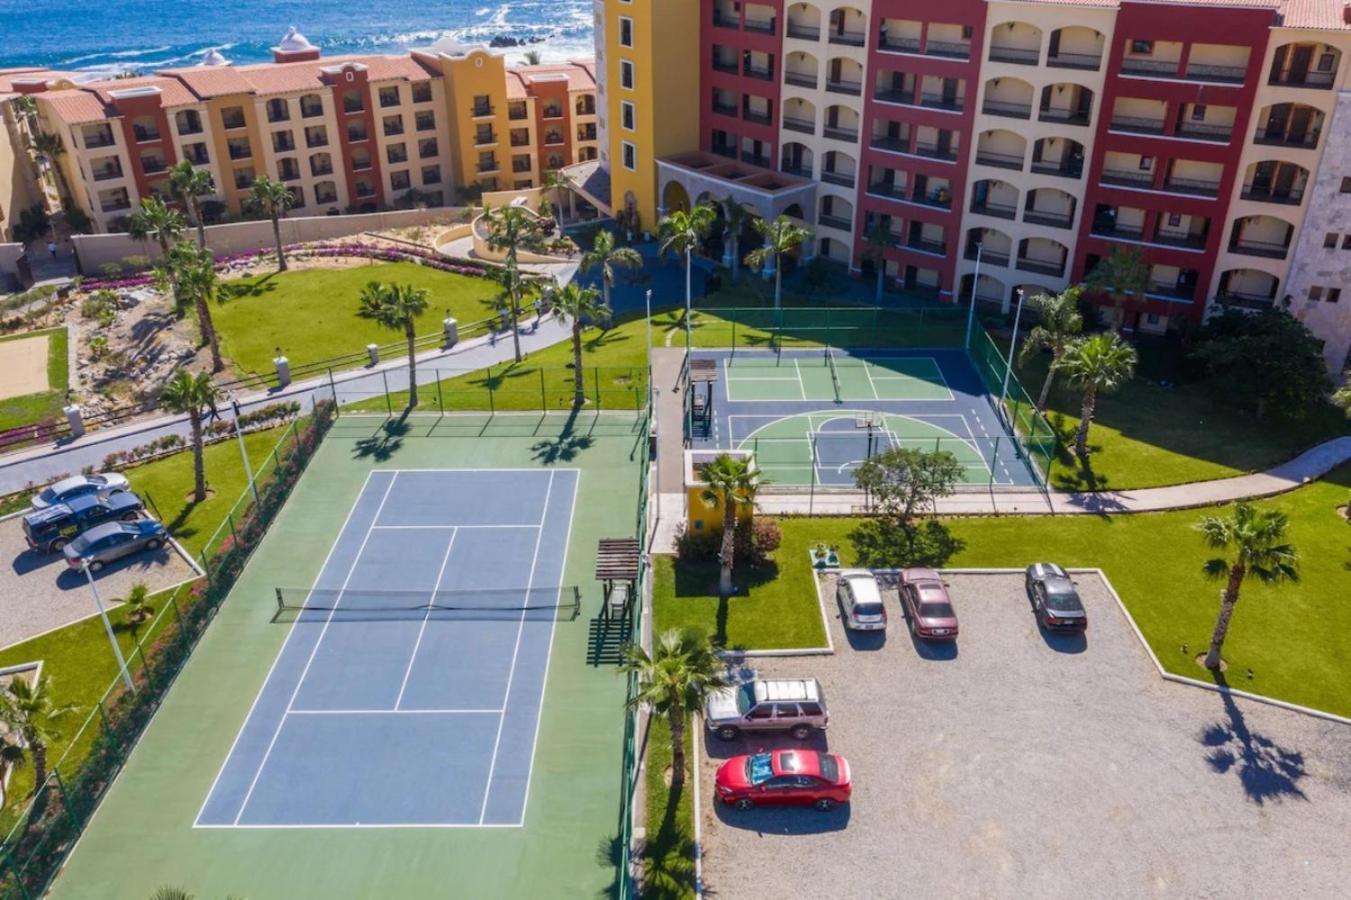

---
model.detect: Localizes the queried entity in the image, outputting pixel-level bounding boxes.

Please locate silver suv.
[704,678,828,741]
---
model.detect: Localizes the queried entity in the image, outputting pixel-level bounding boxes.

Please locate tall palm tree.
[658,203,718,325]
[0,726,25,809]
[744,214,810,323]
[357,282,430,408]
[3,675,75,798]
[168,160,215,249]
[547,281,608,406]
[1086,246,1150,333]
[1054,332,1138,460]
[249,176,295,272]
[128,197,187,299]
[720,196,750,282]
[31,132,70,203]
[1195,504,1298,671]
[621,629,728,790]
[699,453,762,599]
[169,244,224,372]
[862,223,897,303]
[13,94,38,133]
[160,369,220,502]
[484,205,541,363]
[540,167,566,228]
[579,229,642,311]
[1019,286,1084,411]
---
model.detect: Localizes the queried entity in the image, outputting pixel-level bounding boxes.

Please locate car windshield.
[920,601,955,619]
[1045,582,1083,610]
[734,684,756,715]
[854,601,884,616]
[745,753,774,786]
[818,754,839,782]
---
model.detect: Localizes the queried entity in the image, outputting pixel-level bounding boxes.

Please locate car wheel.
[52,539,66,552]
[89,560,105,573]
[814,798,836,811]
[146,538,163,551]
[716,726,739,741]
[790,724,812,740]
[733,798,754,810]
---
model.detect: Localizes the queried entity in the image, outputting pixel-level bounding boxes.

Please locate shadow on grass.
[218,272,280,302]
[670,559,780,649]
[1199,674,1309,805]
[639,778,697,900]
[848,519,964,568]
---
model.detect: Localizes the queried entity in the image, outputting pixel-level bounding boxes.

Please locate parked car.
[31,473,130,510]
[836,569,887,631]
[899,568,959,640]
[63,520,168,572]
[1025,562,1088,631]
[22,492,146,553]
[715,749,852,811]
[704,678,828,741]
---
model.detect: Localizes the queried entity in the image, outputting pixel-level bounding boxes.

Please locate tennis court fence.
[330,364,649,415]
[684,305,970,351]
[272,585,583,621]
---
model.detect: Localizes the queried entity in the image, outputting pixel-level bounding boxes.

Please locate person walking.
[46,239,57,259]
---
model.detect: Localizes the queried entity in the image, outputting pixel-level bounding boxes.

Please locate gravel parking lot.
[699,571,1351,898]
[0,513,198,649]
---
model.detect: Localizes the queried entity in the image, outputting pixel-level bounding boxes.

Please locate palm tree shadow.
[352,416,409,461]
[531,406,594,464]
[1198,674,1308,805]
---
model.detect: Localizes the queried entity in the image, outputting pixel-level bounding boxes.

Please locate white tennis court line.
[371,524,540,530]
[288,708,503,716]
[394,527,459,711]
[862,356,955,402]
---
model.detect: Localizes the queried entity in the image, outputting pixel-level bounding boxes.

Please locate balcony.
[1240,185,1304,205]
[510,133,530,147]
[1108,115,1166,136]
[745,17,776,36]
[822,124,858,143]
[1047,51,1101,71]
[343,97,364,114]
[964,246,1010,267]
[1091,222,1145,242]
[784,71,817,89]
[787,21,820,41]
[1030,159,1083,180]
[926,41,970,61]
[743,65,774,82]
[825,78,863,96]
[1151,231,1207,251]
[712,100,738,118]
[542,107,564,120]
[1253,128,1319,149]
[988,45,1039,66]
[384,123,405,137]
[311,163,334,176]
[783,116,815,135]
[352,157,372,172]
[1162,177,1221,198]
[970,199,1017,220]
[818,212,853,231]
[92,164,123,182]
[1148,281,1197,302]
[906,236,946,256]
[828,31,866,48]
[866,180,907,201]
[982,100,1032,120]
[1175,122,1232,143]
[879,37,921,54]
[1214,290,1275,309]
[132,126,161,143]
[1227,238,1289,259]
[712,10,738,29]
[508,105,529,121]
[874,87,912,105]
[912,142,957,162]
[100,198,131,213]
[740,151,772,167]
[1121,58,1179,78]
[1185,63,1247,85]
[221,113,246,131]
[910,190,952,210]
[355,184,376,199]
[1022,209,1074,229]
[273,137,296,154]
[278,167,301,183]
[869,135,907,154]
[741,107,771,126]
[1268,70,1335,90]
[477,130,499,147]
[781,162,812,178]
[301,101,324,119]
[1039,107,1091,127]
[1016,256,1065,277]
[975,150,1023,171]
[919,92,962,112]
[306,133,329,149]
[1100,169,1153,189]
[820,170,855,188]
[712,57,738,75]
[472,103,494,118]
[177,119,203,137]
[227,144,252,161]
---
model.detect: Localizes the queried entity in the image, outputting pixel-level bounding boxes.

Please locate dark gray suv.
[704,678,828,741]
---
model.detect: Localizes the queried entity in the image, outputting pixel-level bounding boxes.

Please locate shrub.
[675,517,781,567]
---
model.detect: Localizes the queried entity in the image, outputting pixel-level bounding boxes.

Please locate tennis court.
[197,468,579,828]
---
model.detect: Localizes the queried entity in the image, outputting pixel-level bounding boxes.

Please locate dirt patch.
[0,334,49,399]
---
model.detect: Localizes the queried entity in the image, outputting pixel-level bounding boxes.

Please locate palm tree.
[3,675,75,798]
[160,369,220,503]
[540,167,566,229]
[0,726,25,809]
[547,282,608,406]
[148,888,194,900]
[720,196,750,282]
[862,223,896,303]
[523,49,542,66]
[169,244,224,372]
[484,205,541,363]
[1086,246,1150,333]
[1054,332,1138,460]
[122,582,154,625]
[699,453,762,599]
[128,197,187,300]
[31,132,70,202]
[621,629,728,790]
[579,229,642,311]
[168,160,215,249]
[357,282,430,408]
[13,94,38,133]
[1195,504,1298,670]
[658,204,718,326]
[249,176,295,271]
[1019,286,1084,411]
[744,214,811,323]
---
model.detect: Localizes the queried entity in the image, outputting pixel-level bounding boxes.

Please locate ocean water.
[0,0,594,76]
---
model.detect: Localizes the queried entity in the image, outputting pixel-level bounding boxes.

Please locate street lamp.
[999,287,1026,420]
[82,560,134,693]
[229,395,259,505]
[964,241,982,351]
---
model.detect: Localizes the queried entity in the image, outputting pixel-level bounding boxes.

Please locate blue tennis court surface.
[196,468,579,828]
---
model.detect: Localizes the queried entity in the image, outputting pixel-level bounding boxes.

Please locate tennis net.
[272,585,583,621]
[826,349,842,402]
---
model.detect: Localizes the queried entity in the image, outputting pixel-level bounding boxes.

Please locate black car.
[22,492,145,553]
[1025,562,1088,631]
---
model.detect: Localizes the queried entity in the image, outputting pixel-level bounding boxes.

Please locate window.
[1139,156,1153,171]
[620,59,635,90]
[419,139,439,159]
[619,16,634,48]
[1340,177,1351,193]
[416,111,436,132]
[1309,286,1325,301]
[1326,233,1340,249]
[421,165,442,185]
[379,86,400,108]
[1330,288,1342,303]
[1145,313,1161,325]
[412,82,433,104]
[621,140,636,170]
[1343,235,1351,250]
[621,100,636,131]
[390,169,411,191]
[1131,40,1154,55]
[1191,104,1207,121]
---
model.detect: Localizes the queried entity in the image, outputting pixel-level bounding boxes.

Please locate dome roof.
[427,35,478,58]
[275,26,316,54]
[199,48,231,67]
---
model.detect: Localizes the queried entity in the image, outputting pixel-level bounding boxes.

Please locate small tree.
[357,282,430,408]
[721,196,750,283]
[160,369,220,503]
[2,675,75,798]
[1085,246,1150,332]
[484,205,543,363]
[0,725,25,809]
[698,453,762,598]
[547,282,608,406]
[249,176,295,271]
[658,204,718,324]
[1054,332,1138,459]
[168,160,216,249]
[1195,503,1298,670]
[621,629,729,790]
[122,582,153,624]
[854,447,963,539]
[169,243,224,372]
[579,229,642,311]
[1018,286,1084,411]
[540,167,567,228]
[862,223,896,303]
[128,197,187,299]
[31,132,71,202]
[744,214,810,323]
[1191,307,1330,421]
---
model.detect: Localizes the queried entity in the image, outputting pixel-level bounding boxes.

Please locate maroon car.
[715,749,852,811]
[900,568,960,640]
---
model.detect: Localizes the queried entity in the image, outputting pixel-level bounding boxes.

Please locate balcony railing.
[1185,63,1247,85]
[1162,177,1221,198]
[177,120,204,136]
[711,143,737,159]
[543,133,564,146]
[828,31,866,48]
[508,106,529,121]
[879,37,921,54]
[353,158,372,172]
[100,199,131,213]
[84,131,116,149]
[1109,115,1167,136]
[343,98,364,114]
[743,109,772,126]
[784,71,818,89]
[786,22,820,41]
[477,160,499,174]
[925,41,970,61]
[1022,209,1074,229]
[743,66,774,82]
[1039,107,1091,126]
[1016,257,1066,277]
[866,181,907,201]
[301,103,324,119]
[1030,159,1083,179]
[228,144,251,161]
[478,131,500,146]
[744,18,776,36]
[1214,290,1275,309]
[874,87,913,105]
[970,200,1017,220]
[912,142,957,162]
[822,125,858,143]
[820,170,856,188]
[975,150,1023,171]
[919,92,962,111]
[988,45,1039,66]
[1121,58,1180,78]
[712,59,738,75]
[906,237,947,256]
[1148,281,1197,301]
[783,116,815,135]
[279,167,301,182]
[542,108,564,120]
[741,151,772,167]
[472,103,494,118]
[1100,169,1154,189]
[780,162,812,178]
[1228,239,1290,259]
[817,212,853,231]
[712,101,738,118]
[387,153,408,165]
[1175,122,1232,143]
[1151,231,1207,250]
[132,127,161,143]
[964,246,1010,267]
[1253,128,1319,148]
[311,163,334,176]
[384,124,405,137]
[92,166,123,182]
[911,190,952,210]
[221,114,246,130]
[825,78,862,96]
[355,184,376,198]
[273,139,296,153]
[1240,185,1304,205]
[307,134,329,149]
[1268,70,1336,89]
[712,11,738,30]
[869,135,908,153]
[1047,52,1102,71]
[982,100,1032,120]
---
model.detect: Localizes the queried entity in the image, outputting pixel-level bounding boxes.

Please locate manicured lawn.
[641,717,696,900]
[654,463,1351,716]
[212,262,502,377]
[0,326,69,432]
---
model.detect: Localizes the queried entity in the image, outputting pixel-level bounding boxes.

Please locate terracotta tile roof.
[166,54,438,99]
[1275,0,1351,29]
[160,65,255,99]
[0,69,64,96]
[508,61,598,96]
[39,89,109,125]
[85,75,198,108]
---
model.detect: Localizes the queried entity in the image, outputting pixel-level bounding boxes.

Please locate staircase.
[587,615,632,666]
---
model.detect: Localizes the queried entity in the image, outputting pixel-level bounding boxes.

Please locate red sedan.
[900,567,960,640]
[715,749,852,811]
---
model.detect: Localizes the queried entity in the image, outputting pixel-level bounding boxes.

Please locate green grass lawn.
[211,262,502,377]
[0,326,69,432]
[654,463,1351,715]
[641,717,696,900]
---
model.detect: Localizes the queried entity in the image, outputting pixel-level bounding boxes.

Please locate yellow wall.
[686,486,754,534]
[604,0,700,234]
[0,104,39,239]
[431,49,510,193]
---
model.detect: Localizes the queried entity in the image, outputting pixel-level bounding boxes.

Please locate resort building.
[592,0,1351,368]
[1,29,598,235]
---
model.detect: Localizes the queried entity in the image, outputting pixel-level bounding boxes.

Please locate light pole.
[964,241,982,351]
[644,288,655,415]
[230,396,259,505]
[684,248,694,354]
[82,560,134,693]
[999,287,1026,419]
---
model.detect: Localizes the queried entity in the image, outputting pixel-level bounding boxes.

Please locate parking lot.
[0,513,198,649]
[699,572,1351,898]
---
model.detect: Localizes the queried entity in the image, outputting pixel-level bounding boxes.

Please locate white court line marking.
[196,822,523,830]
[478,469,555,826]
[394,527,459,711]
[194,469,378,829]
[288,708,502,716]
[792,360,808,400]
[371,524,539,530]
[232,474,400,826]
[860,359,881,401]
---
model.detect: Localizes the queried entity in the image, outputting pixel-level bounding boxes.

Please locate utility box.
[274,356,291,389]
[443,317,458,348]
[63,404,85,439]
[367,344,380,366]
